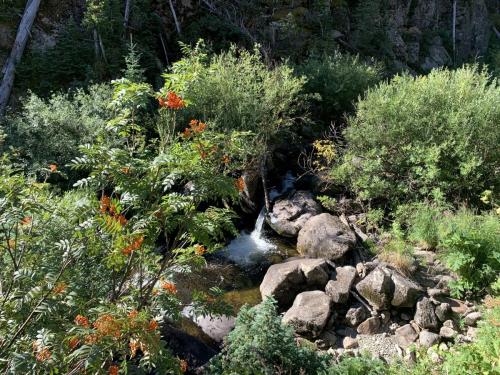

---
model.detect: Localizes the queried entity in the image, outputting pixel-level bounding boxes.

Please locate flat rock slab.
[283,291,332,338]
[390,271,424,308]
[395,324,418,349]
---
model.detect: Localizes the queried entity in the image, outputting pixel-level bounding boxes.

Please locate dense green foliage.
[161,42,306,147]
[334,66,500,206]
[298,52,383,124]
[2,84,112,183]
[391,204,500,297]
[209,298,328,374]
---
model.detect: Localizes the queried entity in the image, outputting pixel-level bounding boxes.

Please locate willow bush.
[333,66,500,207]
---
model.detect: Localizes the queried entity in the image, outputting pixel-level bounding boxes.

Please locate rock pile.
[261,206,482,362]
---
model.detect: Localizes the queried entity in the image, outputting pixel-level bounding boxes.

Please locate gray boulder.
[414,297,439,330]
[419,330,440,348]
[345,305,369,327]
[357,317,381,335]
[268,191,322,237]
[390,271,424,308]
[297,214,356,260]
[435,303,452,322]
[260,258,329,308]
[464,312,482,327]
[356,267,394,310]
[395,324,419,349]
[325,266,357,304]
[283,291,332,338]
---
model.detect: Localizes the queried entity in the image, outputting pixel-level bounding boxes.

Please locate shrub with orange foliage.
[75,315,90,328]
[148,319,159,331]
[93,314,122,338]
[194,244,207,256]
[234,177,245,192]
[68,337,80,350]
[160,281,177,294]
[52,282,67,295]
[108,364,119,375]
[159,92,186,110]
[122,236,144,255]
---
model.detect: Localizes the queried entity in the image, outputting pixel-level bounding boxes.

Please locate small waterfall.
[225,207,276,265]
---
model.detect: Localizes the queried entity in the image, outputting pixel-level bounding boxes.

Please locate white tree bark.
[168,0,182,35]
[0,0,42,116]
[452,0,457,65]
[123,0,132,30]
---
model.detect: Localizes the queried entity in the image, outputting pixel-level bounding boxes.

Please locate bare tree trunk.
[0,0,42,116]
[168,0,182,35]
[93,28,100,58]
[123,0,132,31]
[452,0,457,65]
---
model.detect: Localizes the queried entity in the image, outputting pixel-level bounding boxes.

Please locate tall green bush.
[298,52,383,124]
[160,41,306,147]
[333,66,500,206]
[1,84,112,183]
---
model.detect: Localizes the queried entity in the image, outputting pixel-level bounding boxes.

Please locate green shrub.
[209,297,328,375]
[327,355,387,375]
[333,66,500,207]
[438,210,500,298]
[1,84,112,184]
[298,52,383,124]
[160,41,306,147]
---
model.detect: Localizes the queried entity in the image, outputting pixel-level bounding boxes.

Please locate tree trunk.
[123,0,132,31]
[452,0,457,65]
[168,0,182,35]
[0,0,42,116]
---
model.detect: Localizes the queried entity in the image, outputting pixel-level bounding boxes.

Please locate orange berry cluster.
[159,92,186,110]
[122,236,144,256]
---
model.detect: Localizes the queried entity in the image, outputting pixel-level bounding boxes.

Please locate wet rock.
[268,191,322,237]
[283,291,332,338]
[162,325,218,370]
[419,330,440,348]
[414,297,439,330]
[260,258,329,307]
[464,312,482,327]
[356,267,394,310]
[325,266,357,304]
[395,324,419,349]
[435,303,452,322]
[390,271,424,308]
[357,317,381,335]
[297,213,356,260]
[343,336,359,349]
[345,305,369,327]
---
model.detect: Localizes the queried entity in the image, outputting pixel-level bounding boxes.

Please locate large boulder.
[390,271,424,308]
[414,297,439,330]
[283,291,332,338]
[355,267,394,310]
[325,266,357,304]
[357,317,381,335]
[267,191,322,237]
[260,259,329,307]
[297,214,356,260]
[395,324,419,349]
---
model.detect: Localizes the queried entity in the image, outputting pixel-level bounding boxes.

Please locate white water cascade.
[224,207,277,265]
[223,171,296,266]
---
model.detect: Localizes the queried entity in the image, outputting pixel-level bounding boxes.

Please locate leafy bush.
[333,66,500,207]
[160,41,306,147]
[298,52,383,124]
[392,203,499,298]
[209,297,328,375]
[2,84,112,184]
[326,355,387,375]
[438,210,500,298]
